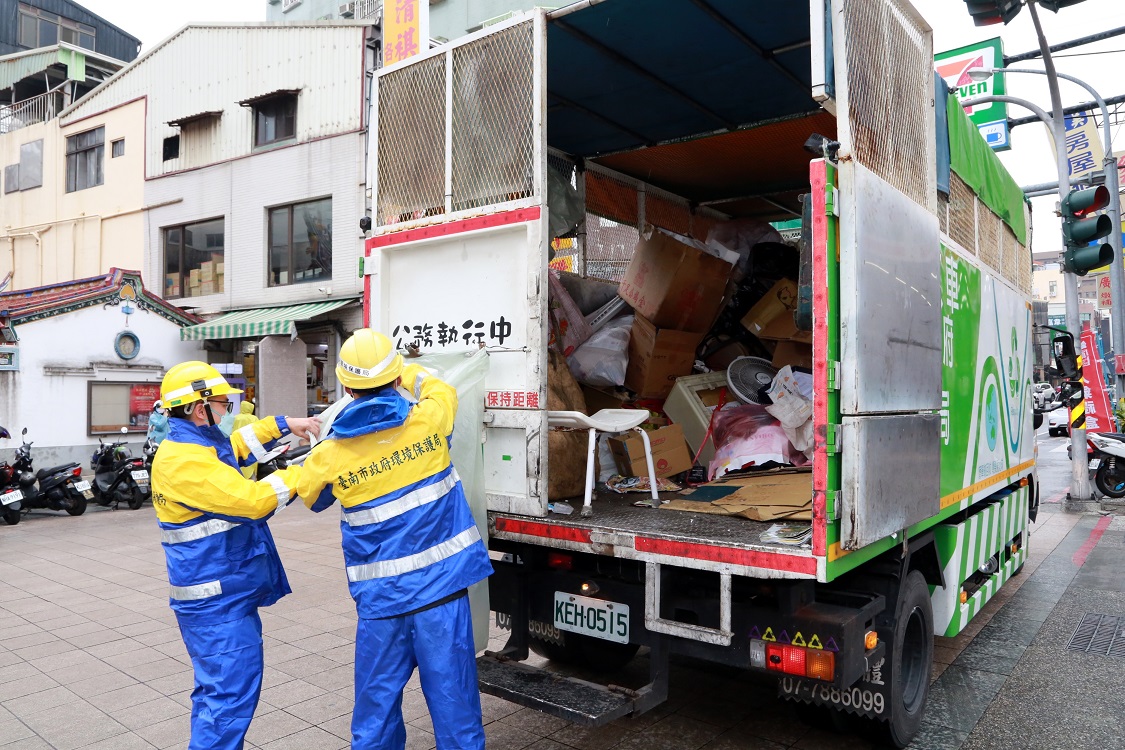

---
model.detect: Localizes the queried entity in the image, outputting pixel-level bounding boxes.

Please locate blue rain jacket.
[152,416,300,625]
[296,364,492,619]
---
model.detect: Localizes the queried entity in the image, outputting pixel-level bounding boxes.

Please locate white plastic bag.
[567,315,633,387]
[765,366,814,457]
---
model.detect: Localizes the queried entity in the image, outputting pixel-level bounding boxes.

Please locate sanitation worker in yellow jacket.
[295,329,493,750]
[151,361,320,750]
[232,400,260,479]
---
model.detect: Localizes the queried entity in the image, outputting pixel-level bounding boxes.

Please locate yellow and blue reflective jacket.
[152,416,299,624]
[297,364,492,619]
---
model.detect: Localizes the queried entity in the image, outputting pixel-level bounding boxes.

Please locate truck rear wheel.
[529,630,639,673]
[864,570,933,748]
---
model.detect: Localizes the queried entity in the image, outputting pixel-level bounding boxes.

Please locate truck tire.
[864,570,933,748]
[528,630,639,673]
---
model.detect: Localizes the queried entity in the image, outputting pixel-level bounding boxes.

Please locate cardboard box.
[166,284,180,298]
[200,261,214,283]
[215,262,225,276]
[581,385,627,413]
[772,340,813,370]
[740,279,813,344]
[200,281,216,296]
[189,269,201,284]
[625,315,703,399]
[608,423,692,478]
[618,228,733,333]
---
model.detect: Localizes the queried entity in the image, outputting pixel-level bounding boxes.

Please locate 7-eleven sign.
[936,38,1009,151]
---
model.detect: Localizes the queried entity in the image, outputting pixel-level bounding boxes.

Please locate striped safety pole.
[1070,347,1086,432]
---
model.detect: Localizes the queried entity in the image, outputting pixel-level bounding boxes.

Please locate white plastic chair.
[547,409,659,516]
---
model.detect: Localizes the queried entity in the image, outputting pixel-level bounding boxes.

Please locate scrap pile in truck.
[548,214,816,523]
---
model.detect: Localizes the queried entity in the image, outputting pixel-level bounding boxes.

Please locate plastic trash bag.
[708,403,808,481]
[567,315,633,387]
[765,366,814,458]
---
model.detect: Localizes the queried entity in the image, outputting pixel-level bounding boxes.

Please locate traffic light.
[1039,1,1089,11]
[1061,185,1114,276]
[963,0,1023,26]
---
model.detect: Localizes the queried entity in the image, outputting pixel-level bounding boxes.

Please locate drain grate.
[1067,613,1125,657]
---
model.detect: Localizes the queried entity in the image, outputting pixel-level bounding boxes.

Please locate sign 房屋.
[1063,112,1104,180]
[936,38,1009,151]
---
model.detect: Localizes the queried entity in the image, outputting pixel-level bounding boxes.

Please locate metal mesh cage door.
[451,21,536,213]
[375,55,448,226]
[832,0,937,215]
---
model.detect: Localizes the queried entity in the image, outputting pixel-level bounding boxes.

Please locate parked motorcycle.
[90,432,150,510]
[1087,432,1125,498]
[0,428,90,522]
[142,436,158,473]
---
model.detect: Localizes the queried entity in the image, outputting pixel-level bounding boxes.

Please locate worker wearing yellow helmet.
[294,330,491,749]
[151,360,320,750]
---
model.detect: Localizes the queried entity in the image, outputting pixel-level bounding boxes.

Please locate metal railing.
[0,89,65,135]
[355,0,381,20]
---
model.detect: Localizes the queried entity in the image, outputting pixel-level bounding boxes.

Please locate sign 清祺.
[935,38,1009,151]
[383,0,429,68]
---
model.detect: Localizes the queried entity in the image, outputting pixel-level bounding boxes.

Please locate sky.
[77,0,1125,255]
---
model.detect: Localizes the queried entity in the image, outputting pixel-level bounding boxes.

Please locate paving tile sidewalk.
[0,494,1099,750]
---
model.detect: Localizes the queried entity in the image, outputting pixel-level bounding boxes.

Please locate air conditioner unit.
[339,1,356,17]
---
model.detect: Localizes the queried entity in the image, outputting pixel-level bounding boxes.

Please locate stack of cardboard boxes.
[173,255,225,299]
[617,230,733,400]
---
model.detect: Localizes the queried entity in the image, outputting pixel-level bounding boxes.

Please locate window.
[88,382,161,435]
[268,198,332,286]
[19,139,42,190]
[1049,281,1058,297]
[65,126,103,192]
[3,165,17,194]
[163,135,179,161]
[164,218,225,298]
[254,95,297,147]
[111,139,124,158]
[18,3,95,50]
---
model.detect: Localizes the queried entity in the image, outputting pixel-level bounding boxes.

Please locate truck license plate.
[1,489,22,505]
[553,591,629,644]
[131,470,149,484]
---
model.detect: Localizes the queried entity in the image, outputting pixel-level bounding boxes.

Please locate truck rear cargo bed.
[490,488,818,579]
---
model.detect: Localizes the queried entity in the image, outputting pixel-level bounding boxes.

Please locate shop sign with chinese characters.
[384,0,429,67]
[1097,273,1112,309]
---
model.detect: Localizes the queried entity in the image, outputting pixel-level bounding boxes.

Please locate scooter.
[0,426,25,525]
[1,428,90,520]
[90,431,150,510]
[1087,432,1125,498]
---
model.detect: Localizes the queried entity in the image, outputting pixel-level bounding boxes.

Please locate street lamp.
[962,87,1093,501]
[967,66,1125,405]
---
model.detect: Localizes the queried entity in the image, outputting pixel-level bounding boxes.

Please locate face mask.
[218,410,236,436]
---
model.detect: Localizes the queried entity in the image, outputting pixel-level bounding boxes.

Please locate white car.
[1047,407,1068,438]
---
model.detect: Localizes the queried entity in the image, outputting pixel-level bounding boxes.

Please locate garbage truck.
[361,1,1036,746]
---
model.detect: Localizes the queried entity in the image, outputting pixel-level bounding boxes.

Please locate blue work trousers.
[352,595,485,750]
[178,612,264,750]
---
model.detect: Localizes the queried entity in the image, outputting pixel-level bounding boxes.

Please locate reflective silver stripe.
[413,373,427,400]
[169,580,223,600]
[339,348,399,379]
[264,474,291,508]
[346,526,481,583]
[161,518,238,545]
[239,425,269,462]
[343,470,459,528]
[163,377,229,403]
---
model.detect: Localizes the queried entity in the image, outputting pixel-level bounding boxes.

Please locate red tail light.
[547,552,573,571]
[72,466,82,477]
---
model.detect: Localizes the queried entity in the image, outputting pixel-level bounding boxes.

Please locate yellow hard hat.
[161,361,242,408]
[336,329,403,389]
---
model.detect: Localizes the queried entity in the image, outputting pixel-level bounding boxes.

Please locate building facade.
[0,0,139,61]
[60,23,374,418]
[266,0,550,44]
[0,269,202,466]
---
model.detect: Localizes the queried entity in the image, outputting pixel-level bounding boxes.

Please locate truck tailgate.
[490,490,819,580]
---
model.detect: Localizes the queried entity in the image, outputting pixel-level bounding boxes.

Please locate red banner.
[130,383,162,429]
[1080,328,1115,433]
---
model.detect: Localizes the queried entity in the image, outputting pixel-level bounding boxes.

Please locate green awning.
[180,299,354,341]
